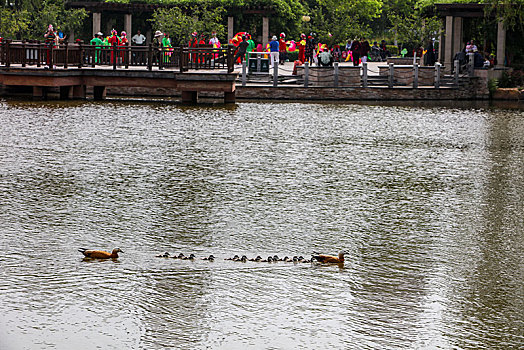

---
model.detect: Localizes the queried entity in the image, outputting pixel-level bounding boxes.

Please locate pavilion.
[436,3,507,70]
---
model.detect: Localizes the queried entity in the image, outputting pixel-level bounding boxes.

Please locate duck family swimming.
[150,251,342,265]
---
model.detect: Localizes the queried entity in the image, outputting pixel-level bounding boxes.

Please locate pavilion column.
[262,17,269,48]
[228,16,234,41]
[92,12,101,37]
[496,20,506,67]
[124,13,132,37]
[444,15,453,72]
[452,16,463,58]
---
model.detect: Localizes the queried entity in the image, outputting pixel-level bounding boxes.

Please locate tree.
[1,0,87,40]
[149,4,226,45]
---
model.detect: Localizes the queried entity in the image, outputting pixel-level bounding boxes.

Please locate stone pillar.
[33,86,46,100]
[72,85,86,99]
[444,16,453,72]
[452,17,463,58]
[124,14,132,38]
[93,86,106,100]
[496,20,506,67]
[227,16,234,41]
[262,17,269,48]
[92,12,101,37]
[224,91,235,103]
[181,91,198,103]
[60,86,73,99]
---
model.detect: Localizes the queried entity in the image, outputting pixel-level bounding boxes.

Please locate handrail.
[0,40,235,72]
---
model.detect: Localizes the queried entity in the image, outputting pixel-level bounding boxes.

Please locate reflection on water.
[0,99,523,349]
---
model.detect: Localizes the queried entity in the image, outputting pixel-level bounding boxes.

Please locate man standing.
[131,30,146,46]
[269,35,279,69]
[131,30,146,64]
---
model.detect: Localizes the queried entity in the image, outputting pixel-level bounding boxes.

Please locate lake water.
[0,99,523,349]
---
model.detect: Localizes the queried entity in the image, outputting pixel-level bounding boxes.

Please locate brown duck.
[79,248,123,259]
[312,251,348,264]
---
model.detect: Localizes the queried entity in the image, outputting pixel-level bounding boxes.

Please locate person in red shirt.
[298,33,306,63]
[107,29,120,64]
[279,32,287,65]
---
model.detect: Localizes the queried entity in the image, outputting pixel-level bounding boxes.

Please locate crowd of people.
[36,23,499,71]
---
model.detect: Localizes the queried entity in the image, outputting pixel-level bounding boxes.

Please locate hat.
[121,31,126,36]
[272,36,277,41]
[154,30,163,37]
[301,33,306,38]
[97,32,103,36]
[280,32,285,38]
[192,32,198,37]
[111,29,117,35]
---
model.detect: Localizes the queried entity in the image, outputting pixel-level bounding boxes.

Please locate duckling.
[292,256,299,263]
[183,253,196,260]
[250,255,262,262]
[172,253,185,259]
[156,252,170,258]
[240,255,247,262]
[202,254,215,261]
[273,255,280,262]
[298,256,305,262]
[225,255,239,261]
[261,256,273,263]
[282,256,291,262]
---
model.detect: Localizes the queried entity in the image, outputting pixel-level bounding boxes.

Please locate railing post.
[228,45,234,73]
[78,41,84,68]
[257,52,261,72]
[435,62,441,88]
[36,40,41,67]
[113,42,117,70]
[388,62,394,88]
[304,61,309,87]
[362,62,368,88]
[64,41,69,69]
[413,63,419,88]
[125,42,129,69]
[148,43,153,71]
[334,62,339,87]
[158,45,164,70]
[273,62,278,87]
[22,40,27,67]
[49,43,54,70]
[454,59,459,86]
[179,47,184,73]
[467,53,474,77]
[242,59,247,87]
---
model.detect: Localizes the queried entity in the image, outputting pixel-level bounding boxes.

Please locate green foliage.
[487,78,498,96]
[0,0,87,39]
[0,8,31,39]
[301,0,382,43]
[391,13,441,48]
[386,44,398,55]
[498,70,524,88]
[149,4,226,45]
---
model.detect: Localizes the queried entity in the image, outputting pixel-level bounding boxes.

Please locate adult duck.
[312,251,348,264]
[79,248,123,259]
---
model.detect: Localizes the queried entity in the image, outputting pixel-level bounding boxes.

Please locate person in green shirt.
[162,32,172,64]
[90,32,103,64]
[246,33,256,61]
